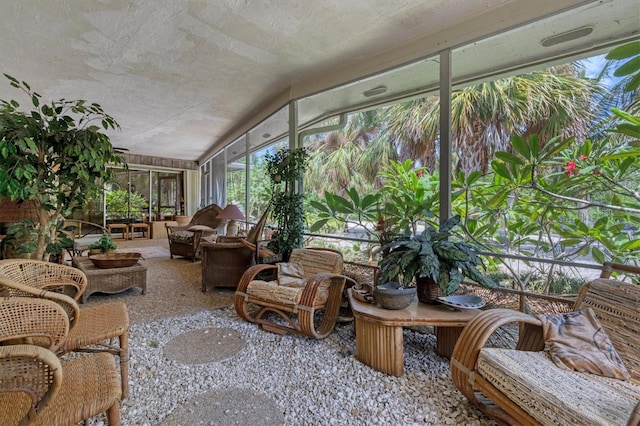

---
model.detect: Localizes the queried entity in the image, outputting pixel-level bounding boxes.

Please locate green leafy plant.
[88,233,117,252]
[0,74,124,260]
[265,147,309,260]
[377,216,497,295]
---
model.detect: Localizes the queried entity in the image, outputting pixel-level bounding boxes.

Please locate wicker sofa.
[451,266,640,426]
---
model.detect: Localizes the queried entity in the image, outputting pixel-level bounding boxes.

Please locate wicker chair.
[62,219,110,258]
[0,259,130,398]
[234,248,355,339]
[0,297,121,426]
[200,207,270,291]
[166,204,223,261]
[450,263,640,426]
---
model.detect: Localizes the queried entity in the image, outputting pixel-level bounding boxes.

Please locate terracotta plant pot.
[416,277,442,304]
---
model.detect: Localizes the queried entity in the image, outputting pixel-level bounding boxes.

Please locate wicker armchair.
[234,248,355,339]
[200,207,270,291]
[450,263,640,425]
[62,219,110,258]
[0,297,121,426]
[166,204,223,261]
[0,259,130,398]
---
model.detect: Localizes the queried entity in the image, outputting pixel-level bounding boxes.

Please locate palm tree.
[385,66,600,174]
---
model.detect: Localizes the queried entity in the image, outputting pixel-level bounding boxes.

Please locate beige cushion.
[477,348,640,426]
[277,262,306,287]
[246,280,328,306]
[537,308,630,380]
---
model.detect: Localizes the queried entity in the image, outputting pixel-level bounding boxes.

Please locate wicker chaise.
[0,297,121,426]
[166,203,223,261]
[451,264,640,426]
[0,259,131,398]
[234,248,355,339]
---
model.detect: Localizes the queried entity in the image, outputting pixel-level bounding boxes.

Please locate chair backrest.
[0,297,69,352]
[574,279,640,383]
[0,344,63,426]
[245,207,270,245]
[188,204,223,228]
[0,259,87,302]
[289,248,343,279]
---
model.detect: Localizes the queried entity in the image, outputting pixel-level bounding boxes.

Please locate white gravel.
[92,307,497,426]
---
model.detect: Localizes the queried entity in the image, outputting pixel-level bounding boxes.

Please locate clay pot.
[373,282,416,310]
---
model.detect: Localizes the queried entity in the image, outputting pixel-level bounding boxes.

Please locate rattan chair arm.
[0,344,62,425]
[0,259,87,301]
[236,264,278,292]
[450,309,543,407]
[0,278,80,332]
[0,297,70,352]
[600,262,640,278]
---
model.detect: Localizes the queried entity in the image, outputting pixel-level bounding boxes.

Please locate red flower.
[593,170,602,176]
[565,161,578,176]
[578,155,588,161]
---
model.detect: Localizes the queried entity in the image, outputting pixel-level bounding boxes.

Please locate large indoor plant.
[0,74,123,260]
[377,215,497,303]
[264,147,309,261]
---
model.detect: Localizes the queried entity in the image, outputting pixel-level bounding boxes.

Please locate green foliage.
[377,216,497,295]
[265,147,310,260]
[310,159,437,248]
[88,233,117,251]
[106,190,148,220]
[0,74,124,260]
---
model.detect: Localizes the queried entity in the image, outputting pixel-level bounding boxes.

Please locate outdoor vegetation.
[227,42,639,293]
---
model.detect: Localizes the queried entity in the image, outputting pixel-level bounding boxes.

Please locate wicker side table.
[72,256,147,303]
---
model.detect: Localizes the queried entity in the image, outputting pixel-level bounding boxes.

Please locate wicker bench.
[451,270,640,425]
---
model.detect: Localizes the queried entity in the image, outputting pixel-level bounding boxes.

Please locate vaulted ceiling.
[0,0,638,164]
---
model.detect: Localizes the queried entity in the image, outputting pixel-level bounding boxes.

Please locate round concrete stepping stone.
[163,327,244,364]
[159,387,284,425]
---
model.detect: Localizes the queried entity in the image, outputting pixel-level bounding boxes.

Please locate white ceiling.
[0,0,638,164]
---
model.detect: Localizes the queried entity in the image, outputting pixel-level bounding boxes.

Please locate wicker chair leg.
[119,331,129,399]
[106,401,122,426]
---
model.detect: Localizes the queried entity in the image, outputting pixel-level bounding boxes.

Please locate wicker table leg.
[354,315,404,376]
[434,326,464,358]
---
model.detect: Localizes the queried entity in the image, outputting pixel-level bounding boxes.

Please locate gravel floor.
[80,238,496,425]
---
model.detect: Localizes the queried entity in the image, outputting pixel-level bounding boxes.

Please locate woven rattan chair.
[0,297,121,426]
[166,203,223,261]
[200,207,270,291]
[0,259,130,398]
[234,248,355,339]
[450,264,640,426]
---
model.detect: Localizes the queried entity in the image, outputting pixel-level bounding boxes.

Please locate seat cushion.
[477,348,640,426]
[170,230,194,243]
[246,280,328,307]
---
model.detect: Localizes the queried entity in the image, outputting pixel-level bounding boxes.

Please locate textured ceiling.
[0,0,638,163]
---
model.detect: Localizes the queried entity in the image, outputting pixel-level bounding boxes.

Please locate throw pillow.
[537,308,630,380]
[277,262,306,287]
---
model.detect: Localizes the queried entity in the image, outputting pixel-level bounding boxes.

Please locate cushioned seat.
[234,248,355,339]
[477,348,640,426]
[166,204,223,261]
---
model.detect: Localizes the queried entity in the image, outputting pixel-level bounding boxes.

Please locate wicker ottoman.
[72,256,147,303]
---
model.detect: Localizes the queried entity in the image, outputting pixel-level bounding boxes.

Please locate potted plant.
[88,233,118,255]
[377,215,497,304]
[264,147,310,261]
[0,74,124,261]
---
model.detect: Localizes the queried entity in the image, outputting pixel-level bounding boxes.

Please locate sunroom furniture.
[72,255,147,302]
[0,259,131,398]
[107,223,129,240]
[451,272,640,426]
[234,248,355,339]
[200,207,270,291]
[62,219,110,258]
[348,288,482,376]
[0,297,121,426]
[128,222,150,239]
[166,203,223,261]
